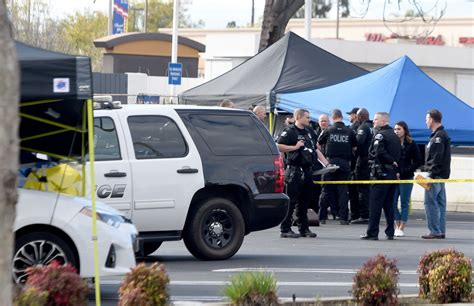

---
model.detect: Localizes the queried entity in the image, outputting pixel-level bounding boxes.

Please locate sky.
[45,0,474,28]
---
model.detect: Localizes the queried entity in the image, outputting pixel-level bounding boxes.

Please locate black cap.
[346,107,359,115]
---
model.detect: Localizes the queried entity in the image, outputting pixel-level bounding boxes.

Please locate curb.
[172,294,474,305]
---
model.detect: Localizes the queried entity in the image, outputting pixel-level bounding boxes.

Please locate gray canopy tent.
[179,32,367,110]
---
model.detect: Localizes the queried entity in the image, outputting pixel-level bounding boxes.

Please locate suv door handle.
[104,171,127,177]
[177,168,198,174]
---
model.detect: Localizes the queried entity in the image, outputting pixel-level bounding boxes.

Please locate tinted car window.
[93,117,121,161]
[128,115,187,159]
[189,114,272,156]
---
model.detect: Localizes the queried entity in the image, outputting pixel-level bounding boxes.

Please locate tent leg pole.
[269,111,273,135]
[81,101,87,197]
[87,99,102,306]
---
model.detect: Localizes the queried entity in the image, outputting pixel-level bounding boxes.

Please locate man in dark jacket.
[346,107,360,222]
[421,109,451,239]
[318,109,357,224]
[277,109,318,238]
[361,112,401,240]
[312,113,330,219]
[351,108,372,224]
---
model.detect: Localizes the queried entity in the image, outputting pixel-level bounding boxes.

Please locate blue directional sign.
[168,63,182,85]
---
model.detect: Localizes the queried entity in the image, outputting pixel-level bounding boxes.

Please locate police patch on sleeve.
[280,131,287,137]
[435,137,442,144]
[374,133,383,140]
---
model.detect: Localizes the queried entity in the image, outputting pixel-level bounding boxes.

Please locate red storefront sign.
[459,37,474,45]
[416,35,444,45]
[365,33,386,42]
[365,32,446,46]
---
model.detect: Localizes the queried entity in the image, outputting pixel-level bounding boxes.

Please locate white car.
[13,188,137,284]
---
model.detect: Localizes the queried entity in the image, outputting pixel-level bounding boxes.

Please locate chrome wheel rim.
[12,240,68,284]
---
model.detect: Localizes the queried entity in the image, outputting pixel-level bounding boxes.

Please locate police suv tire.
[13,232,78,284]
[142,241,162,256]
[183,197,245,260]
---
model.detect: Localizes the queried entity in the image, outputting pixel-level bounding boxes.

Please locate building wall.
[108,40,200,57]
[287,17,474,47]
[104,53,199,77]
[126,73,204,100]
[161,17,474,48]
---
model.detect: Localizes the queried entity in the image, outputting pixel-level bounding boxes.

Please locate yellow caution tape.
[314,179,474,185]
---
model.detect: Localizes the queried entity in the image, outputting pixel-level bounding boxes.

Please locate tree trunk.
[0,0,20,305]
[259,0,305,52]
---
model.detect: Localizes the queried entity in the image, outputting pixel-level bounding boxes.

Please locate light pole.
[336,0,340,39]
[170,0,179,99]
[108,0,113,35]
[305,0,312,41]
[251,0,255,27]
[144,0,148,32]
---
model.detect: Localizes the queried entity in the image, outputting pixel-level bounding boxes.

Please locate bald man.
[361,112,401,240]
[253,105,267,122]
[219,99,235,108]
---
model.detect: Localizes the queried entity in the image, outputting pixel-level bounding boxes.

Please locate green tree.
[128,0,204,32]
[226,21,237,28]
[294,0,350,19]
[340,0,350,17]
[59,10,108,71]
[9,0,67,51]
[294,0,332,18]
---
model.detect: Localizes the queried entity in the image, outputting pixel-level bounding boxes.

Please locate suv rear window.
[128,115,188,159]
[189,114,273,156]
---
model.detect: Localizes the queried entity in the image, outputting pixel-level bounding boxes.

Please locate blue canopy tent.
[278,56,474,145]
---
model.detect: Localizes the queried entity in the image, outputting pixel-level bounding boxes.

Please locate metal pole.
[251,0,255,27]
[145,0,148,32]
[170,0,179,99]
[304,0,312,41]
[108,0,113,35]
[336,0,340,39]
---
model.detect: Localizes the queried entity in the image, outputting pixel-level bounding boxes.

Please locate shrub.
[21,261,88,306]
[425,250,472,303]
[223,271,278,306]
[14,287,49,306]
[352,254,399,306]
[417,248,455,298]
[118,262,170,306]
[417,248,471,301]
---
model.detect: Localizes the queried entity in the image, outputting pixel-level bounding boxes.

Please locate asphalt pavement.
[90,209,473,305]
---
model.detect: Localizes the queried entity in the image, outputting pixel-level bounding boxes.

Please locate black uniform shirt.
[425,126,451,179]
[351,121,361,132]
[356,120,373,159]
[278,125,317,167]
[318,121,356,171]
[349,121,360,170]
[368,125,401,168]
